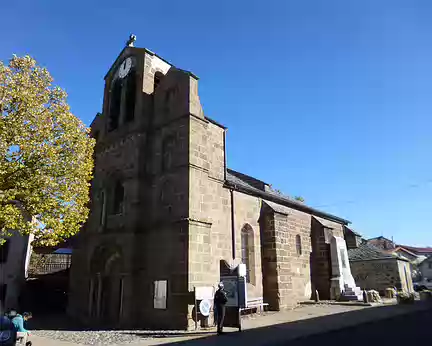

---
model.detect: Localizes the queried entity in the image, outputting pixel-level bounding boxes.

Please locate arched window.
[241,224,254,284]
[99,190,106,226]
[124,70,136,123]
[108,79,122,131]
[112,181,124,215]
[296,234,302,256]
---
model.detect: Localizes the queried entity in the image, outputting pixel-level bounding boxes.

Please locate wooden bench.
[241,297,269,314]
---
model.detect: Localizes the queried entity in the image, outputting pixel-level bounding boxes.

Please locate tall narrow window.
[296,235,302,256]
[100,190,106,226]
[154,71,164,92]
[0,240,10,263]
[241,224,254,284]
[108,79,122,131]
[162,136,175,171]
[112,181,124,215]
[125,70,136,123]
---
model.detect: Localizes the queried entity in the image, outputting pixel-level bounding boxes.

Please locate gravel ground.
[32,329,195,345]
[32,330,145,345]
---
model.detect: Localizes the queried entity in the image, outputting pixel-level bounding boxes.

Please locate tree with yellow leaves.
[0,55,94,245]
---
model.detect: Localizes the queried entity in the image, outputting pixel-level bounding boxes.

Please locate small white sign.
[238,263,247,277]
[195,286,214,300]
[154,280,167,309]
[199,299,212,317]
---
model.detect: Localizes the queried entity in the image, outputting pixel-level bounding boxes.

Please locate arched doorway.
[89,244,124,327]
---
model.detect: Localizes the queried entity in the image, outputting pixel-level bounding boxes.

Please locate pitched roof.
[348,242,399,261]
[262,200,291,215]
[225,169,351,225]
[344,226,362,237]
[396,245,432,254]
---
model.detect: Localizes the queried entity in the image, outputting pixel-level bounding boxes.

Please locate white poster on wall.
[154,280,167,309]
[195,286,214,300]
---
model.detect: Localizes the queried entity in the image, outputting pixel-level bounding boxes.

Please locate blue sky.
[1,0,431,246]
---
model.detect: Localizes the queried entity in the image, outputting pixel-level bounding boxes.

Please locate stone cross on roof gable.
[126,34,137,47]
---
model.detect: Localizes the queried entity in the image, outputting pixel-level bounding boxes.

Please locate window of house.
[241,224,254,284]
[429,262,432,269]
[112,181,124,215]
[296,235,302,256]
[0,240,10,263]
[124,70,136,123]
[108,79,122,131]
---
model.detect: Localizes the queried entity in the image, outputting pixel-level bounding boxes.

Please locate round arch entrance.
[89,243,124,326]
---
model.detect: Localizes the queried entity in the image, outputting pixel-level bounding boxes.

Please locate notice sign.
[154,280,167,309]
[195,286,214,300]
[221,276,239,307]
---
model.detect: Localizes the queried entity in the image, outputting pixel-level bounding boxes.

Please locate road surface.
[280,308,430,346]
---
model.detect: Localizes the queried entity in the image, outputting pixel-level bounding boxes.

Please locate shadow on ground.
[125,302,432,345]
[29,302,432,345]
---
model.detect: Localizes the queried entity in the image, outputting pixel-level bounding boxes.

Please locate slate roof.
[262,200,291,215]
[225,169,350,225]
[348,242,400,262]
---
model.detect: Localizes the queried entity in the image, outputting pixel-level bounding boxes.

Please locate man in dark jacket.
[213,282,228,334]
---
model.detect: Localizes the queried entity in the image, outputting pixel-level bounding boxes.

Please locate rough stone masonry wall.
[188,118,265,326]
[188,106,230,329]
[261,205,313,310]
[310,217,344,300]
[350,259,409,294]
[233,191,263,300]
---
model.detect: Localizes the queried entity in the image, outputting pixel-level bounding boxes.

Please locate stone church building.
[68,37,356,330]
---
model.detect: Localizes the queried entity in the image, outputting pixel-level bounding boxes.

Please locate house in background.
[0,231,33,312]
[345,230,413,294]
[20,238,73,314]
[365,236,432,282]
[418,256,432,280]
[396,245,432,258]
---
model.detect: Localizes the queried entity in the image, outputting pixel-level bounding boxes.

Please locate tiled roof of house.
[396,245,432,254]
[348,242,397,261]
[225,169,351,225]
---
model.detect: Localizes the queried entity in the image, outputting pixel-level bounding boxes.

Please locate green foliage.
[0,55,95,245]
[294,196,305,202]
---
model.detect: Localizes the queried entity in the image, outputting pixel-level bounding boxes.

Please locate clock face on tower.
[118,57,132,78]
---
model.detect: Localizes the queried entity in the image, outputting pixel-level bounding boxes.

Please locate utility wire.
[312,178,432,209]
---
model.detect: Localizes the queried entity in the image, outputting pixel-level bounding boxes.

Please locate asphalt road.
[283,308,431,346]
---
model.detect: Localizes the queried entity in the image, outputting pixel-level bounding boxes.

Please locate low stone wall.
[350,258,405,294]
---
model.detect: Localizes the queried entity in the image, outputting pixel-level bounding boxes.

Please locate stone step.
[340,293,361,301]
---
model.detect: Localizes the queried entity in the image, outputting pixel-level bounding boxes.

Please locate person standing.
[213,282,228,334]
